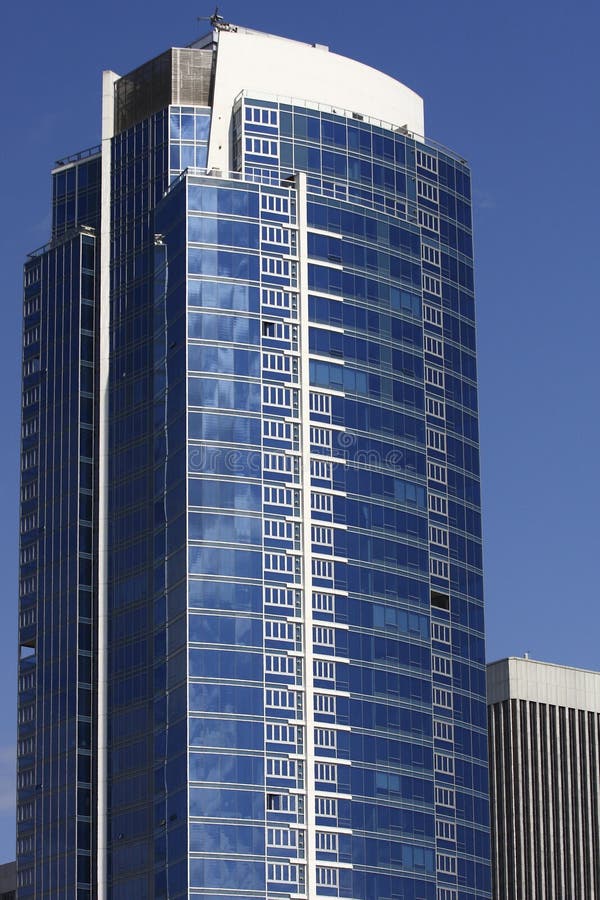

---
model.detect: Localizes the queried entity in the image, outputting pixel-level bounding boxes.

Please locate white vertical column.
[97,68,118,900]
[295,170,317,899]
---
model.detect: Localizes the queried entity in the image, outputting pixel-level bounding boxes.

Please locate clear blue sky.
[0,0,598,861]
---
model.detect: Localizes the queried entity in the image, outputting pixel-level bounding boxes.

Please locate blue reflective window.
[189,788,264,820]
[188,580,262,611]
[187,377,261,412]
[189,822,265,854]
[189,752,264,785]
[188,445,261,478]
[189,216,259,248]
[189,718,264,750]
[189,858,265,891]
[188,476,261,509]
[188,546,262,578]
[188,185,259,218]
[189,682,263,715]
[188,248,260,281]
[195,114,210,141]
[188,612,263,646]
[187,346,260,377]
[188,280,260,311]
[188,511,262,545]
[189,647,263,680]
[188,310,259,343]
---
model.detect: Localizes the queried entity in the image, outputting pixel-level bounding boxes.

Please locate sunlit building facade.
[17,22,490,899]
[488,657,600,899]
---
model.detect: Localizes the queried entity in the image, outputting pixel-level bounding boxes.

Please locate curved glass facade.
[17,27,490,900]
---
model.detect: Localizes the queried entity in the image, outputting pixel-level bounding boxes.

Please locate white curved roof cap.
[208,27,424,173]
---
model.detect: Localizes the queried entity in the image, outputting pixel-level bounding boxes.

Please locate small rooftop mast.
[197,6,237,32]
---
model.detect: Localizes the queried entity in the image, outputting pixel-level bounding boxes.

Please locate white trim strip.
[97,67,118,900]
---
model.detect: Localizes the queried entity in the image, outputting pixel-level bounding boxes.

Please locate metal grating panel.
[114,48,215,133]
[172,49,214,107]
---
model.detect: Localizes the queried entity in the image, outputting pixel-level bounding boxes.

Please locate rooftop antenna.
[197,6,237,32]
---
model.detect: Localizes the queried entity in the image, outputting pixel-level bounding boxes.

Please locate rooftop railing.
[27,224,96,260]
[161,166,423,228]
[233,89,468,165]
[53,144,102,169]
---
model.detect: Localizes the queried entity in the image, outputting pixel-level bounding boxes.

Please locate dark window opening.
[431,591,450,611]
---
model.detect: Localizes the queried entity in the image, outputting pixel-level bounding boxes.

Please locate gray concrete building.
[0,861,16,899]
[487,656,600,899]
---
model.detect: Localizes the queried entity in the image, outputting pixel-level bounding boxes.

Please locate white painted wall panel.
[207,27,424,172]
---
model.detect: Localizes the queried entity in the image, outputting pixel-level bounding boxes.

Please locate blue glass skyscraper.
[17,21,490,899]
